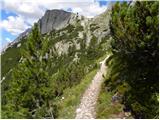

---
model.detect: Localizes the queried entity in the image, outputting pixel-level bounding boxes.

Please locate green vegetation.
[96,83,123,119]
[102,1,159,119]
[90,24,100,32]
[1,39,26,77]
[87,35,106,60]
[2,1,158,119]
[2,24,55,118]
[57,69,98,118]
[57,51,109,118]
[1,15,108,118]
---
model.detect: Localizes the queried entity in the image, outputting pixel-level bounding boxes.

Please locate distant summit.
[38,9,75,34]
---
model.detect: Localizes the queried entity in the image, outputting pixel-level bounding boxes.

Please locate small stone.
[61,97,64,100]
[17,43,21,48]
[76,108,81,113]
[2,77,5,80]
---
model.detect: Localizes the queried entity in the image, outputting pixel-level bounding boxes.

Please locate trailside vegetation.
[106,1,158,118]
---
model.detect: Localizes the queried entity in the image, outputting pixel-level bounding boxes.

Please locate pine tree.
[2,24,55,118]
[108,1,159,118]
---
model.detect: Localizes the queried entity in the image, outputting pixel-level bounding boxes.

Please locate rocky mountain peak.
[38,9,74,34]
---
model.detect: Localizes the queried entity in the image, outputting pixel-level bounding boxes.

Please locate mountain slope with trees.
[1,1,159,119]
[1,8,111,118]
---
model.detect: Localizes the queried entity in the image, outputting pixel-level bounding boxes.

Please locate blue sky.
[1,10,18,46]
[0,0,110,50]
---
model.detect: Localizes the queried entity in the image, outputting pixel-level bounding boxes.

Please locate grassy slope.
[1,39,26,78]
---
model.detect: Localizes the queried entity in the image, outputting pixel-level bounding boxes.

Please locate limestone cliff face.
[38,9,75,34]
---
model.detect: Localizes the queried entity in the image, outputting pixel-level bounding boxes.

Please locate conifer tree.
[2,23,55,118]
[108,1,158,118]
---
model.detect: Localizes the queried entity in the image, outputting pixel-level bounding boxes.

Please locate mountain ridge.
[1,9,82,54]
[1,7,111,82]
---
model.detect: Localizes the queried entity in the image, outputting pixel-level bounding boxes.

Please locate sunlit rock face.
[38,9,74,34]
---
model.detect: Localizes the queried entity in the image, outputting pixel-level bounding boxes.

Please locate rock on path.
[75,56,109,119]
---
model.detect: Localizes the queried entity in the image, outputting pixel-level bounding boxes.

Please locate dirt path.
[75,56,109,119]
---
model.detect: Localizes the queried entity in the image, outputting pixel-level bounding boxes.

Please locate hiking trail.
[75,56,109,119]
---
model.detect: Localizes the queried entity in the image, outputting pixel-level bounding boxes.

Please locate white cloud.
[5,37,12,43]
[72,7,83,13]
[71,2,107,18]
[1,0,108,35]
[2,0,107,19]
[0,16,30,35]
[39,1,107,18]
[2,0,44,20]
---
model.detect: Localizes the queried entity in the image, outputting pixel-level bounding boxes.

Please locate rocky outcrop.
[1,10,77,54]
[38,9,75,34]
